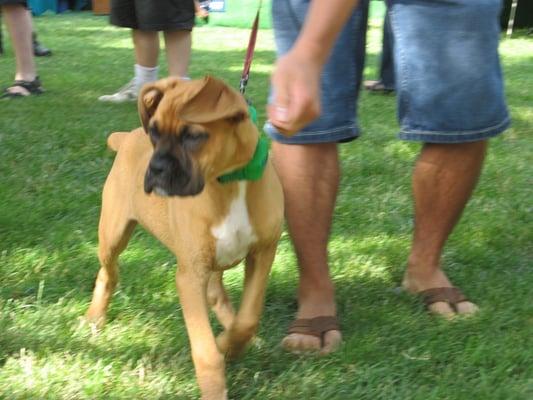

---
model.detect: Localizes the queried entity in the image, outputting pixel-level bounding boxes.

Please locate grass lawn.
[0,10,532,400]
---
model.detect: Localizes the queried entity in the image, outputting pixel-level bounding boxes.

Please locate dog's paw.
[79,314,106,334]
[215,331,248,360]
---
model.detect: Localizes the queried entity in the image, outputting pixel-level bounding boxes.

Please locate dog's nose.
[148,154,169,175]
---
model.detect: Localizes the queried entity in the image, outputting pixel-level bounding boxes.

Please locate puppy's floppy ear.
[138,77,182,132]
[179,76,249,124]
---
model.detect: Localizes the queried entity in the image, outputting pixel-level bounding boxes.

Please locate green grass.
[1,11,532,400]
[202,0,386,29]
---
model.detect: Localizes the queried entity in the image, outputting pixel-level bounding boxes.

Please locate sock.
[134,64,159,92]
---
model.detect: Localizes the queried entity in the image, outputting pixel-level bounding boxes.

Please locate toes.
[427,301,480,317]
[427,301,456,318]
[6,86,30,96]
[281,333,321,353]
[455,301,479,315]
[78,316,104,336]
[319,330,342,355]
[281,331,342,355]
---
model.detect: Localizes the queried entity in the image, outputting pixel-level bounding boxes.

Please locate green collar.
[217,104,269,184]
[218,136,269,183]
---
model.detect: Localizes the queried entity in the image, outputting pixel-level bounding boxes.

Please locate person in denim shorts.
[266,0,510,354]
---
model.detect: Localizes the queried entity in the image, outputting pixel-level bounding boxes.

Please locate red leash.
[240,0,262,94]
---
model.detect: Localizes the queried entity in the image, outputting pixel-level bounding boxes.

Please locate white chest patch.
[211,182,257,268]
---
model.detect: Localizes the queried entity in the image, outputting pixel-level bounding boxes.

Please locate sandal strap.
[13,77,43,93]
[419,287,468,308]
[287,316,340,339]
[2,77,44,98]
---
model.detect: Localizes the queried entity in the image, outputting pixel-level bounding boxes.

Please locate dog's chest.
[211,182,257,268]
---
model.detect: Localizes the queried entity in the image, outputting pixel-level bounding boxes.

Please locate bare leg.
[403,141,487,316]
[98,30,159,102]
[132,29,160,67]
[163,29,192,77]
[2,4,36,85]
[272,142,342,354]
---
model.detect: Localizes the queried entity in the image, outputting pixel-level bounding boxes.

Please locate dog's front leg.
[216,243,277,359]
[176,264,227,400]
[207,272,235,330]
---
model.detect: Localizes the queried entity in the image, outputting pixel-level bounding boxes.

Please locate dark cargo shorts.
[0,0,28,6]
[110,0,195,31]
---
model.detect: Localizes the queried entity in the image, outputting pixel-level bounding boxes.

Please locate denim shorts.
[265,0,510,144]
[264,0,369,144]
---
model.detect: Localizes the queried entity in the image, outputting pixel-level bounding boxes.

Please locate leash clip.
[239,75,249,94]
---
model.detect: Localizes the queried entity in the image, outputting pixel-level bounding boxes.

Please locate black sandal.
[2,76,44,98]
[363,80,394,94]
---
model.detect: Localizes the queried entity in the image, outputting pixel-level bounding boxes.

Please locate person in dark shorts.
[1,0,44,98]
[99,0,195,103]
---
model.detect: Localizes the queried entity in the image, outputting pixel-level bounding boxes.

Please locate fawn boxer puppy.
[85,76,284,400]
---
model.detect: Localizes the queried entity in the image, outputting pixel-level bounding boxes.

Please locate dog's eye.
[181,131,208,151]
[149,126,161,143]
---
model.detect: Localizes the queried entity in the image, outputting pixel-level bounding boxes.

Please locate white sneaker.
[98,79,138,103]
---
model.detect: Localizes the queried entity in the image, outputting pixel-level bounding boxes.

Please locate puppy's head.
[139,76,257,197]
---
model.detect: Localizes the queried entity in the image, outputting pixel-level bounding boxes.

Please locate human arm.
[267,0,361,135]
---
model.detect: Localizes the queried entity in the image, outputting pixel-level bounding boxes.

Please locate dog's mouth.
[152,186,170,197]
[144,153,205,197]
[144,172,205,197]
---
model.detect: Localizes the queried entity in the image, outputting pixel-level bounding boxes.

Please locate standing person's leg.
[404,141,486,316]
[99,0,160,102]
[378,12,394,89]
[163,29,191,77]
[389,0,510,315]
[265,0,369,354]
[143,0,194,78]
[98,28,160,102]
[3,3,34,80]
[30,10,52,57]
[131,29,160,91]
[272,142,341,354]
[1,1,43,97]
[364,9,394,93]
[132,29,159,68]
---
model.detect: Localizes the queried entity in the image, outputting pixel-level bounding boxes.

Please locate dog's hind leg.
[216,243,277,359]
[85,196,137,329]
[207,272,235,331]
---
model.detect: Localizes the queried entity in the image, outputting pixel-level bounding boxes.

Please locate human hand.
[267,50,322,136]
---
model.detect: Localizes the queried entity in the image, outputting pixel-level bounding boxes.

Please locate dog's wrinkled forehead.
[138,76,249,133]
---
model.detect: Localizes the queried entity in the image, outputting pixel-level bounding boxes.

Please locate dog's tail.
[107,132,129,152]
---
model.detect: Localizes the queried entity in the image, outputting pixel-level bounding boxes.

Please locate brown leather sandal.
[418,287,469,312]
[287,316,340,347]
